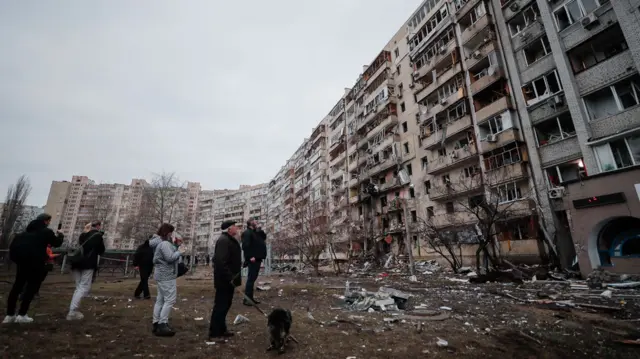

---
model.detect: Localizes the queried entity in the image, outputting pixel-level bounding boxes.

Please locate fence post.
[124,255,129,277]
[61,254,67,274]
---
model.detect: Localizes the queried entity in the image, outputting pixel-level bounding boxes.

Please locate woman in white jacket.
[148,223,185,337]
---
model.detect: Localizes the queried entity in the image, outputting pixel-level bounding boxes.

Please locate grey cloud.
[0,0,423,205]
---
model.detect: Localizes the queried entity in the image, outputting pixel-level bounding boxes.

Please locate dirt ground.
[1,270,639,359]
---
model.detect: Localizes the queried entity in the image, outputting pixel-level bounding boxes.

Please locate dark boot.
[152,322,158,334]
[154,323,175,337]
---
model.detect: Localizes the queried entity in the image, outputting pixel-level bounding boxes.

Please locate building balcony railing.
[427,145,479,175]
[486,162,528,186]
[470,67,504,95]
[497,198,534,219]
[349,177,358,188]
[478,127,523,153]
[367,156,397,178]
[475,96,512,123]
[430,211,477,229]
[357,94,397,133]
[465,40,497,70]
[330,150,346,167]
[461,14,492,45]
[455,0,481,17]
[430,176,483,201]
[413,42,458,91]
[422,129,442,150]
[416,62,463,104]
[365,115,398,141]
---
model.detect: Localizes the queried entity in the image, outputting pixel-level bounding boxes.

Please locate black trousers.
[134,268,151,298]
[7,263,44,316]
[21,264,50,297]
[209,284,235,336]
[244,260,262,300]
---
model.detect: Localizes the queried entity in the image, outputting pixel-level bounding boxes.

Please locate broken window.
[546,159,585,186]
[584,75,640,120]
[485,143,522,171]
[523,35,551,66]
[447,100,467,121]
[554,0,609,32]
[406,164,413,176]
[508,3,540,37]
[438,147,448,157]
[594,135,640,171]
[411,210,417,222]
[445,202,455,214]
[463,165,480,178]
[402,121,408,132]
[460,2,487,30]
[424,180,431,194]
[522,70,563,106]
[568,25,628,73]
[421,157,429,170]
[534,112,576,146]
[408,4,450,51]
[496,181,523,203]
[403,142,410,154]
[426,206,435,218]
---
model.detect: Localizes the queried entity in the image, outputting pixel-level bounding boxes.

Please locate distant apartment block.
[265,0,640,274]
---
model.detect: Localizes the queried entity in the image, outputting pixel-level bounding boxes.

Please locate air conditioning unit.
[486,134,497,142]
[548,187,566,199]
[439,46,447,54]
[581,13,599,29]
[440,98,448,105]
[473,50,481,58]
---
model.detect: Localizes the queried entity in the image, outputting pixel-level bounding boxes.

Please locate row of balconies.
[427,145,479,175]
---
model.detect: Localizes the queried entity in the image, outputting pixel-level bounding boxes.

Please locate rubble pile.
[343,286,412,312]
[587,268,640,288]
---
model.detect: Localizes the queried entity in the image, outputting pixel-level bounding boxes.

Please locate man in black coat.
[209,220,242,339]
[133,238,154,299]
[241,218,267,305]
[4,213,64,324]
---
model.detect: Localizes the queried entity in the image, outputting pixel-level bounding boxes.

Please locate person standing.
[132,238,154,299]
[20,244,58,300]
[241,218,267,305]
[149,223,185,337]
[67,220,105,321]
[4,214,64,324]
[209,220,242,339]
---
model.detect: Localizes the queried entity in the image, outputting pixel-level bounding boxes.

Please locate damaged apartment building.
[266,0,640,275]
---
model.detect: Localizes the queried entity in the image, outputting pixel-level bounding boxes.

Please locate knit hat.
[221,220,236,231]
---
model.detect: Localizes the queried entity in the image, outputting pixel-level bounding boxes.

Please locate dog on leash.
[266,308,292,354]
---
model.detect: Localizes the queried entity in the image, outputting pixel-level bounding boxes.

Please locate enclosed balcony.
[416,61,463,104]
[430,175,483,201]
[427,144,479,175]
[484,155,529,186]
[479,126,523,153]
[473,80,513,123]
[430,211,477,228]
[465,39,497,70]
[469,56,504,95]
[460,3,492,46]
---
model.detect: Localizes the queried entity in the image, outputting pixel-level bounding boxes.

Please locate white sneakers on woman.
[2,315,34,324]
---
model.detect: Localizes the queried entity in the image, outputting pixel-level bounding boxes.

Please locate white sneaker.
[15,315,34,323]
[2,315,16,324]
[66,311,84,321]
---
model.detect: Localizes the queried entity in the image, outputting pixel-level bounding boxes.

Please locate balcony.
[330,167,344,180]
[479,127,523,153]
[497,199,534,218]
[465,40,497,70]
[368,133,396,154]
[427,145,479,175]
[430,211,477,228]
[574,51,635,96]
[349,195,359,204]
[470,67,504,95]
[422,130,442,150]
[413,41,459,89]
[461,14,492,45]
[416,63,463,104]
[348,158,358,172]
[475,96,512,123]
[430,176,483,201]
[330,151,346,166]
[486,162,528,185]
[455,0,481,18]
[367,157,396,177]
[365,115,398,141]
[349,177,358,188]
[445,115,473,140]
[424,88,466,119]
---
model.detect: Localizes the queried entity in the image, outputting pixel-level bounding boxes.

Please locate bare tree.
[428,166,546,272]
[413,218,465,272]
[0,175,31,249]
[286,198,331,275]
[144,172,185,225]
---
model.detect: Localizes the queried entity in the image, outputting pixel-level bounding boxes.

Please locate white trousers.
[153,279,177,324]
[70,269,94,312]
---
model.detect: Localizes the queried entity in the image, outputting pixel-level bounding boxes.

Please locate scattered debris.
[601,290,613,299]
[233,315,250,325]
[256,285,271,291]
[194,317,204,321]
[436,338,448,347]
[439,306,452,311]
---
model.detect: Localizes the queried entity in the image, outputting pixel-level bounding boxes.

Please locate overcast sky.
[0,0,422,206]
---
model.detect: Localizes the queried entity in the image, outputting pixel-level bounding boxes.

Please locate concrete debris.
[409,275,418,282]
[256,285,271,291]
[436,338,448,347]
[606,282,640,289]
[416,260,440,274]
[233,314,250,325]
[458,267,473,274]
[601,290,613,298]
[587,268,640,288]
[467,271,478,277]
[439,306,452,311]
[344,287,413,312]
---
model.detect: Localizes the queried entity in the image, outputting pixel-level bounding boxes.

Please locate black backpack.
[67,232,101,266]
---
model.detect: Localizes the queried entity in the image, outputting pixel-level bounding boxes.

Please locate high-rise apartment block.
[266,0,640,275]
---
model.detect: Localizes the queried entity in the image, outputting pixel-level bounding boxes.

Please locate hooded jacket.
[150,234,181,282]
[133,239,154,271]
[71,229,106,270]
[10,219,64,264]
[241,227,267,261]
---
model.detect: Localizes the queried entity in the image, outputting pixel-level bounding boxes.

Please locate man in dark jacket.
[4,213,64,324]
[241,218,267,305]
[133,238,154,299]
[209,220,242,339]
[66,220,106,321]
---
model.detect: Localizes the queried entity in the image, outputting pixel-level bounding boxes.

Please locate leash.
[228,271,300,344]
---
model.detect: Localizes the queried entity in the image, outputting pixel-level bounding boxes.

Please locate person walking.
[66,220,105,321]
[20,244,59,300]
[241,218,267,305]
[149,223,185,337]
[209,220,242,339]
[3,214,64,324]
[132,238,154,299]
